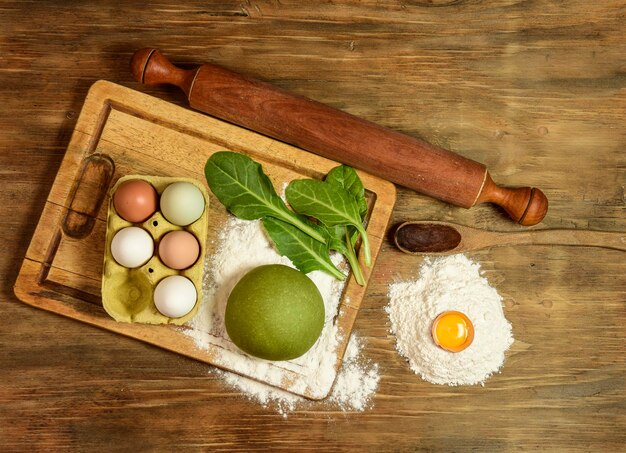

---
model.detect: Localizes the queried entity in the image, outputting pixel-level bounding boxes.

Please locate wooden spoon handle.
[501,229,626,251]
[131,48,548,226]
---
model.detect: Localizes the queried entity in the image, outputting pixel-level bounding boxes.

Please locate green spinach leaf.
[286,179,371,266]
[205,152,326,244]
[325,165,368,219]
[262,217,345,280]
[324,168,366,285]
[325,165,367,278]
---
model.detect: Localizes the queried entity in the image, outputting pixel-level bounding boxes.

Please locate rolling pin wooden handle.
[477,173,548,226]
[130,48,548,226]
[130,48,197,96]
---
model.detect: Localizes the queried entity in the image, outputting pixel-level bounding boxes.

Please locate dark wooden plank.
[1,0,624,451]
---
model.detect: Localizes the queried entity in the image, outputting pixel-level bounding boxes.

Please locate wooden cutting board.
[14,80,396,400]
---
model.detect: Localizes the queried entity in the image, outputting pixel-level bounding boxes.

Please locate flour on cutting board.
[183,218,379,414]
[218,333,379,416]
[387,254,513,386]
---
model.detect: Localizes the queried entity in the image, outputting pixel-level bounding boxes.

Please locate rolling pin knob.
[131,48,197,97]
[520,187,549,226]
[476,173,548,226]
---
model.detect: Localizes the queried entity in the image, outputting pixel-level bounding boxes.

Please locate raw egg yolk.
[431,311,474,353]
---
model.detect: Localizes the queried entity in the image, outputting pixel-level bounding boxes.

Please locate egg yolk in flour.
[431,311,474,353]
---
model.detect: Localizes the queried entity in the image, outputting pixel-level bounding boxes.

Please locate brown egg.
[158,230,200,270]
[113,179,158,223]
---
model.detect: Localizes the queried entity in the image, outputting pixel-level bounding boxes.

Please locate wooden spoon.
[394,221,626,255]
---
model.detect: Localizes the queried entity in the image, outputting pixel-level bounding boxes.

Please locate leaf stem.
[325,262,347,281]
[345,228,365,285]
[356,225,371,267]
[279,211,327,244]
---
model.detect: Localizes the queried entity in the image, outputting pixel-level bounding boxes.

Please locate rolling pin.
[130,48,548,226]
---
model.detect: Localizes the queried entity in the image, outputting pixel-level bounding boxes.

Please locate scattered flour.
[218,333,379,416]
[328,335,380,411]
[386,254,513,386]
[183,217,379,414]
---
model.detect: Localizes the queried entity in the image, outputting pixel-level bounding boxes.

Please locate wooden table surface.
[1,1,624,451]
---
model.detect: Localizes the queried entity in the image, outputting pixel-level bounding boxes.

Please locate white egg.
[160,182,205,226]
[153,275,197,318]
[110,227,154,268]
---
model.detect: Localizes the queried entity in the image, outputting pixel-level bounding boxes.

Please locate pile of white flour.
[386,254,513,386]
[183,218,379,415]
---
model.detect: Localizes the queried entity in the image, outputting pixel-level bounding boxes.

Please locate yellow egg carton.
[102,175,209,325]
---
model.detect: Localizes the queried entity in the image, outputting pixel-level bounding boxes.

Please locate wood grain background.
[1,0,624,451]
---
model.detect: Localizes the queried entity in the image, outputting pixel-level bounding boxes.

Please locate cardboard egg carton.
[102,175,209,325]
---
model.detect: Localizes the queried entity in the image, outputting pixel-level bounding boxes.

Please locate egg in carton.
[102,175,209,325]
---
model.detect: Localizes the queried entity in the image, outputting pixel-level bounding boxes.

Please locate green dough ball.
[225,264,325,361]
